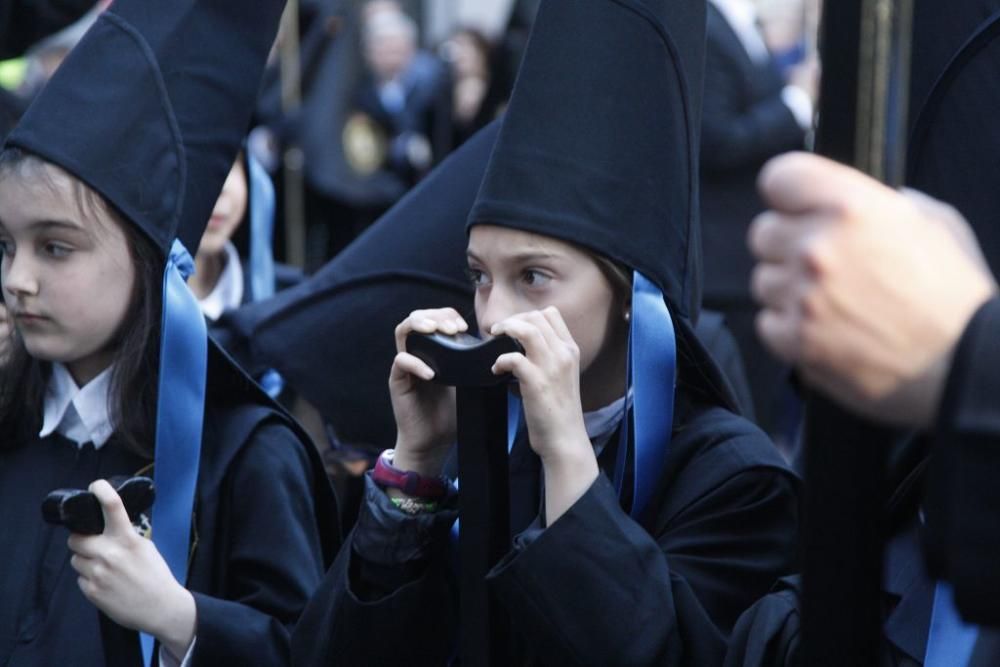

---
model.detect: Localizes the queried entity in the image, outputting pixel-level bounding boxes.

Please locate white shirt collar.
[709,0,771,65]
[197,241,244,321]
[39,362,115,449]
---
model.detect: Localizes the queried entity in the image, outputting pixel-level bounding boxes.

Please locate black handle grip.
[406,332,523,388]
[42,475,156,535]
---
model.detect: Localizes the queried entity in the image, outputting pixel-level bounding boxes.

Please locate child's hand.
[68,479,196,660]
[389,308,463,477]
[491,307,598,523]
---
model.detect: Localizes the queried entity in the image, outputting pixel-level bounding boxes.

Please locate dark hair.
[0,148,162,457]
[589,250,734,413]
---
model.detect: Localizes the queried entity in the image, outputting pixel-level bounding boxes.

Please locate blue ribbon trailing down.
[247,153,285,399]
[247,154,276,303]
[142,240,207,666]
[613,271,676,519]
[924,583,979,667]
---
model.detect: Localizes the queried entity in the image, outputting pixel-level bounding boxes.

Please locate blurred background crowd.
[1,0,822,484]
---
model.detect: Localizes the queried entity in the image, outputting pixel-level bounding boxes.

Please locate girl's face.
[0,162,136,385]
[199,158,248,257]
[467,225,629,410]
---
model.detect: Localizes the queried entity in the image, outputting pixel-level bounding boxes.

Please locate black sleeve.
[723,577,802,667]
[188,425,326,666]
[923,296,1000,625]
[290,476,460,667]
[486,466,799,667]
[700,32,804,172]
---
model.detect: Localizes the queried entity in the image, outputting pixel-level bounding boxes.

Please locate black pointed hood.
[6,0,285,257]
[220,121,501,451]
[468,0,706,321]
[907,0,1000,274]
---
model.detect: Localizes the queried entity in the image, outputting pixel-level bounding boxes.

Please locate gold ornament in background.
[343,112,388,176]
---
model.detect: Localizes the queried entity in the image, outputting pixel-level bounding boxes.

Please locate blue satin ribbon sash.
[142,240,207,665]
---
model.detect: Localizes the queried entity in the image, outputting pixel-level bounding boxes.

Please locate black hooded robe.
[290,386,798,666]
[0,346,340,667]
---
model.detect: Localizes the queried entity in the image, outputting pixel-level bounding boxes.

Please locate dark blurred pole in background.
[280,0,307,269]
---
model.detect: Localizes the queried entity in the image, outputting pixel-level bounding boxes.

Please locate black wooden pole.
[455,385,511,667]
[802,1,912,665]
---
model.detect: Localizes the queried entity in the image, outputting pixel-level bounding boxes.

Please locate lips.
[12,310,47,324]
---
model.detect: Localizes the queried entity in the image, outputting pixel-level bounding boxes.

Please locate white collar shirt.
[39,362,115,449]
[197,241,244,322]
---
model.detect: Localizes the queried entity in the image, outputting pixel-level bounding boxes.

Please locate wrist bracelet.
[390,496,439,515]
[372,449,449,499]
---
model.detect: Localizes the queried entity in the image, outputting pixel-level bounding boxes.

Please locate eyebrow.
[466,249,561,264]
[29,219,87,233]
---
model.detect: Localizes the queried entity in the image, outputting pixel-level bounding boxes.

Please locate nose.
[2,252,39,300]
[476,283,519,337]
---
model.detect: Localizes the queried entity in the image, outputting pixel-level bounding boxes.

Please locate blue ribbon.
[246,154,276,303]
[613,271,676,519]
[246,154,284,399]
[924,583,979,667]
[142,240,207,665]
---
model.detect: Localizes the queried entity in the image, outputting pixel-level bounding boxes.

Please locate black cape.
[0,345,340,666]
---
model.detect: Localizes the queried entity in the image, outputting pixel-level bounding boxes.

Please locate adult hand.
[389,308,462,477]
[749,152,997,428]
[67,480,196,661]
[491,306,598,523]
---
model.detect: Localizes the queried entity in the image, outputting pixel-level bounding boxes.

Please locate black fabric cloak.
[0,345,340,666]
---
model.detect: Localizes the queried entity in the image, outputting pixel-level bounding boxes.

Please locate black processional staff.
[406,332,523,667]
[802,0,914,665]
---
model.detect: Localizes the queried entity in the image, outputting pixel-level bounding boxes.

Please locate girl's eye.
[0,239,13,257]
[43,241,73,258]
[465,267,488,287]
[522,269,551,287]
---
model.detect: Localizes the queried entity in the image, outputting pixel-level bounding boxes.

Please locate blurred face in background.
[363,8,417,83]
[443,30,489,80]
[199,158,248,257]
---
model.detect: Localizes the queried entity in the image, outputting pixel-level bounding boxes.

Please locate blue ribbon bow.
[141,240,207,665]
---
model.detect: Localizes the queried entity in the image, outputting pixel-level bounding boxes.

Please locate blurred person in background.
[439,27,511,147]
[699,0,817,447]
[350,1,451,196]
